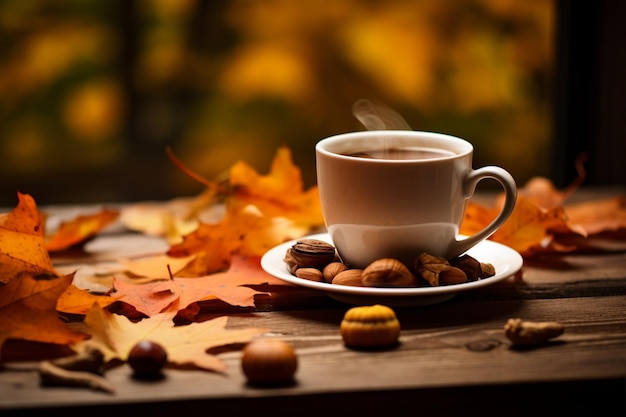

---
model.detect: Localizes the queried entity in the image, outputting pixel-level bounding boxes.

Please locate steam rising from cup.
[351,99,415,159]
[351,99,412,131]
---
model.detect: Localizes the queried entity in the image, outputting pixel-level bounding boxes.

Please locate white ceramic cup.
[315,130,517,269]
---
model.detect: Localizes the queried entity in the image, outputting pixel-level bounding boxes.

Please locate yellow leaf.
[118,254,197,280]
[72,304,267,373]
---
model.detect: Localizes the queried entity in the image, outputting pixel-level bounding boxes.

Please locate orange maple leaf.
[111,277,180,317]
[72,303,268,373]
[169,254,288,310]
[0,193,58,284]
[489,195,585,255]
[460,173,626,256]
[112,255,287,316]
[56,284,119,315]
[168,203,305,275]
[46,208,120,252]
[228,146,324,227]
[0,272,89,353]
[564,195,626,235]
[162,146,324,275]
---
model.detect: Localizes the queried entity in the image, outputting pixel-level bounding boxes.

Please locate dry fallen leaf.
[515,176,581,209]
[54,262,122,294]
[156,147,323,275]
[118,253,197,282]
[111,277,180,317]
[227,146,325,228]
[72,304,268,373]
[111,255,288,316]
[46,208,120,252]
[0,273,89,353]
[461,174,625,256]
[56,284,119,315]
[120,146,323,248]
[490,195,586,254]
[119,195,225,243]
[168,204,306,276]
[0,193,58,284]
[168,254,288,310]
[564,195,626,235]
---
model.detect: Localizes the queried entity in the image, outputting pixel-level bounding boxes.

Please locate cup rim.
[315,130,473,161]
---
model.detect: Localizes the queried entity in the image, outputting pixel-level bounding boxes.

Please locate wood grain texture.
[2,291,624,415]
[1,191,625,416]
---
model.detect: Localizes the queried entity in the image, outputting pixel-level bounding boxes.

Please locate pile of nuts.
[284,238,496,288]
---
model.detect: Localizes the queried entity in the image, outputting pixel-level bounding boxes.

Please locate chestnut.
[241,339,298,386]
[128,340,168,377]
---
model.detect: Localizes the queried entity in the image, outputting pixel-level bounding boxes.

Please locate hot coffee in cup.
[346,147,454,160]
[315,130,517,269]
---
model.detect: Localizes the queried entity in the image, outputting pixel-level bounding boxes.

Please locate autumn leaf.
[461,190,584,256]
[205,254,288,287]
[543,195,626,254]
[56,284,119,315]
[112,255,287,316]
[488,195,584,255]
[227,146,324,228]
[564,195,626,235]
[461,173,625,257]
[72,303,268,373]
[0,272,89,353]
[459,201,499,239]
[111,277,180,317]
[515,154,587,210]
[170,254,288,310]
[54,262,122,294]
[121,146,323,242]
[515,176,580,210]
[46,208,120,252]
[119,194,223,243]
[118,253,196,282]
[169,203,306,275]
[121,147,323,276]
[0,193,58,284]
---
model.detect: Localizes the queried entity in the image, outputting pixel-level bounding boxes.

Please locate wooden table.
[1,190,625,417]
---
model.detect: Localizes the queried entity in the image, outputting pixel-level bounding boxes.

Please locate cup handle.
[449,166,517,258]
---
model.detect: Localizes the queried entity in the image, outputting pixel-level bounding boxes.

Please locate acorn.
[241,338,298,386]
[128,340,168,378]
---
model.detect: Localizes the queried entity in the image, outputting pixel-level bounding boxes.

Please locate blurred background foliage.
[0,0,555,206]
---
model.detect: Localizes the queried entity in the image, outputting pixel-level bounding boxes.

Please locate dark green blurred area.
[0,0,622,207]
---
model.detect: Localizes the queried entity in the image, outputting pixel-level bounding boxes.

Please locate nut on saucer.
[361,258,416,287]
[323,262,348,283]
[289,239,337,270]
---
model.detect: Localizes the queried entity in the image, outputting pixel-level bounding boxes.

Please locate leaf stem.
[165,147,228,194]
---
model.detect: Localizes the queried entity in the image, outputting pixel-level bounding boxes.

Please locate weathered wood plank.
[1,189,624,415]
[1,296,624,413]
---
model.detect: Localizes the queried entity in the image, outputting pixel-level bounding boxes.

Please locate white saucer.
[261,233,523,307]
